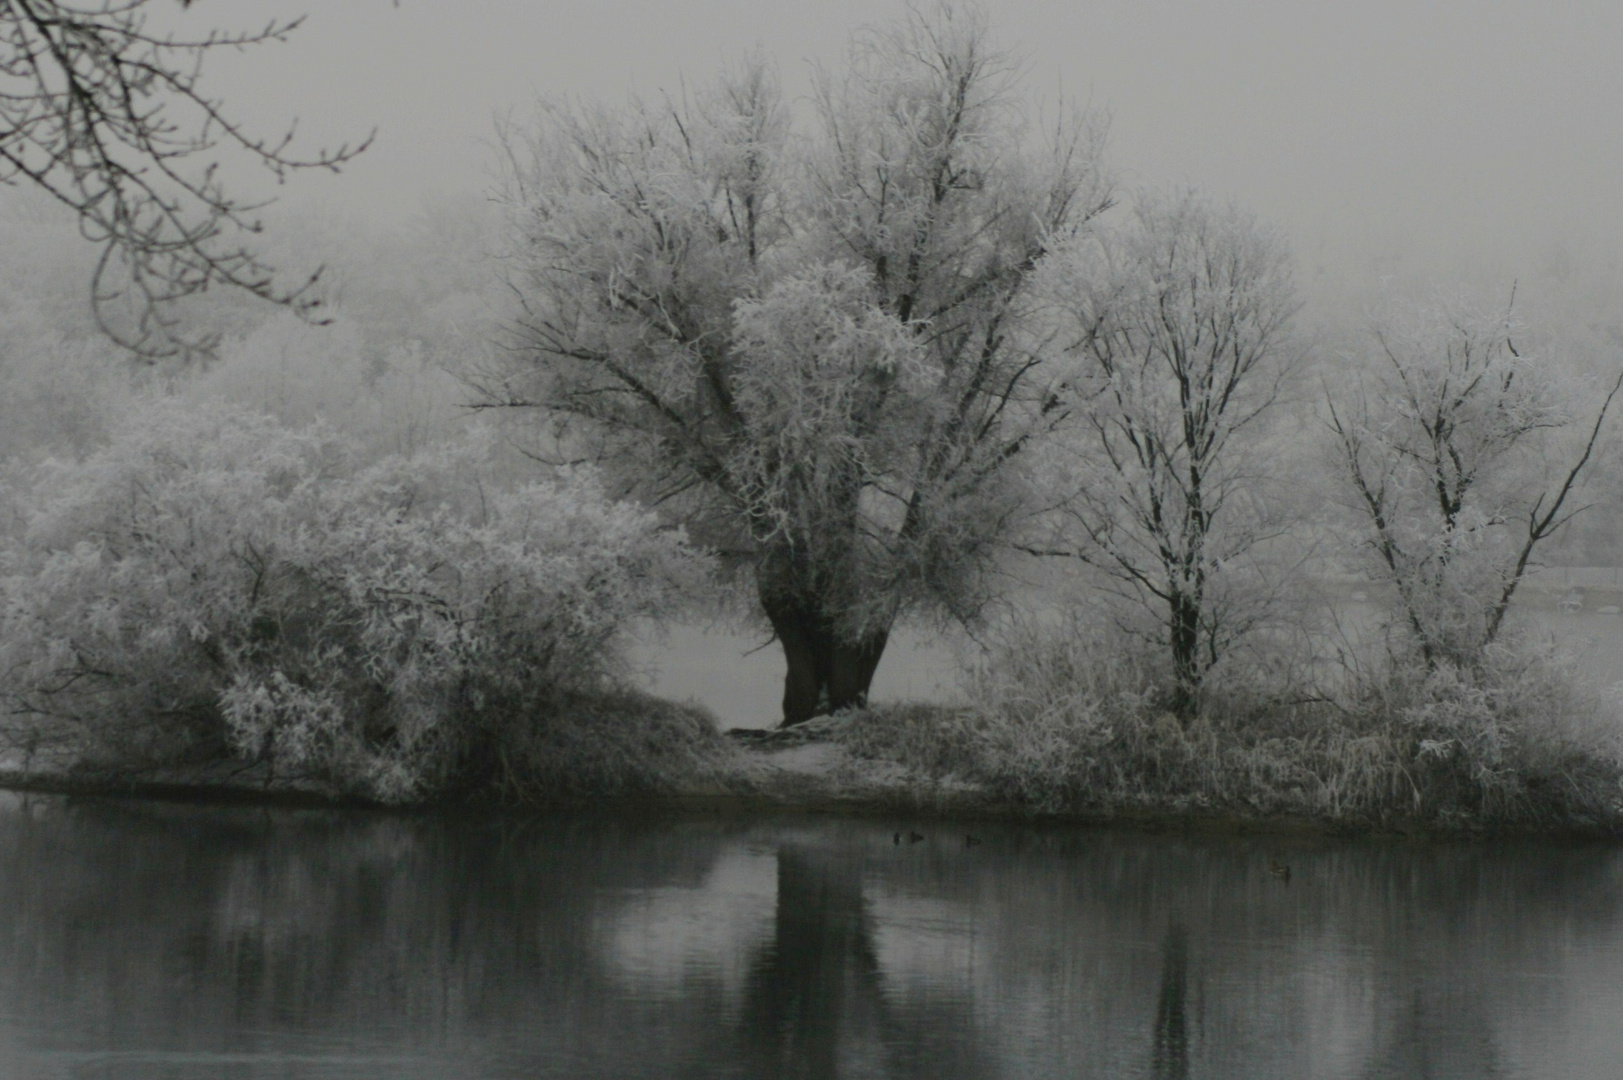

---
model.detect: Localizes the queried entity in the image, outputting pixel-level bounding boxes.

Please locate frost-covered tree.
[491,3,1110,724]
[1327,294,1623,667]
[0,399,702,799]
[1042,190,1300,717]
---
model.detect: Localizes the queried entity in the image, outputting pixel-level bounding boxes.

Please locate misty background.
[194,0,1623,309]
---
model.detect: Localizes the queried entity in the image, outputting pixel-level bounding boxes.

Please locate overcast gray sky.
[198,0,1623,304]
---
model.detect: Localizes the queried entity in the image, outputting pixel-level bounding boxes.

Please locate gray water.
[0,794,1621,1078]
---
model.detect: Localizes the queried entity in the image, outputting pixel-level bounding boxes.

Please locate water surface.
[0,794,1620,1078]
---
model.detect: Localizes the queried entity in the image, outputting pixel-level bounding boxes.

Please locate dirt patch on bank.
[726,717,990,813]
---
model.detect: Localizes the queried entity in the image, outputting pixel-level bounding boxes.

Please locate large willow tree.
[493,4,1110,724]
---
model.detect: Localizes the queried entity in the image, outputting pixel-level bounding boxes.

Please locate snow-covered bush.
[0,398,708,801]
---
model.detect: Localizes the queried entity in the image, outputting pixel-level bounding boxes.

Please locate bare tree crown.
[1041,189,1301,716]
[1327,293,1623,666]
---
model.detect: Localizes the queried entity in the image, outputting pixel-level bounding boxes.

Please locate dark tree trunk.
[1168,589,1202,720]
[762,596,890,726]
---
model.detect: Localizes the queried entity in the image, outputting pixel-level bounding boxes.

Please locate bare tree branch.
[0,0,371,359]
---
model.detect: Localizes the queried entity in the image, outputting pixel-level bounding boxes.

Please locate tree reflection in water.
[740,843,885,1077]
[735,841,995,1080]
[0,797,1621,1078]
[1153,921,1191,1080]
[1356,988,1507,1079]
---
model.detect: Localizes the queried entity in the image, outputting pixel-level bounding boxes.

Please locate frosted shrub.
[0,398,707,800]
[848,610,1623,828]
[1346,641,1623,825]
[840,612,1170,812]
[959,615,1153,804]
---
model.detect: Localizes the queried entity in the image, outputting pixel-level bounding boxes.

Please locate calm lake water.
[1,794,1621,1078]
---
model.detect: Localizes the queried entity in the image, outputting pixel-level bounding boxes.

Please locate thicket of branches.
[491,4,1112,723]
[0,0,366,358]
[1039,190,1301,717]
[1327,295,1623,667]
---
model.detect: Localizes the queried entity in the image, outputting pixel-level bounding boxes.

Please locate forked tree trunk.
[762,596,890,726]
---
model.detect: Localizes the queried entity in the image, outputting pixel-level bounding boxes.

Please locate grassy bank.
[1,688,748,808]
[835,626,1623,834]
[7,679,1620,838]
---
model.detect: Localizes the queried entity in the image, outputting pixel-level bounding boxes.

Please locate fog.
[187,0,1623,315]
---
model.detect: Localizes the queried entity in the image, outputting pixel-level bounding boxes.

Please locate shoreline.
[5,730,1619,842]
